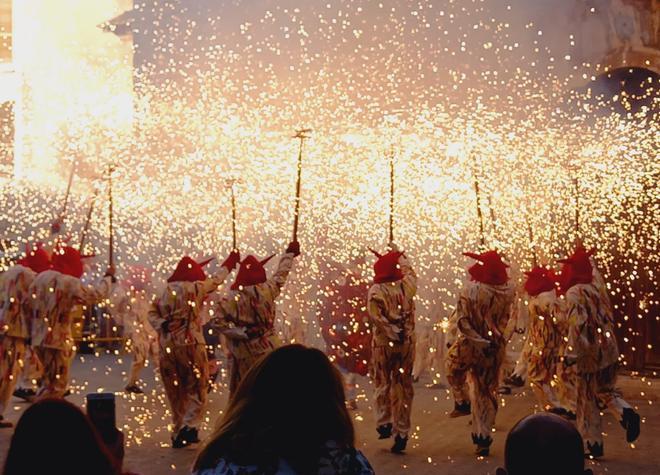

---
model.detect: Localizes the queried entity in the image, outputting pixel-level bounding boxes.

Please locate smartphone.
[87,392,124,466]
[86,392,117,433]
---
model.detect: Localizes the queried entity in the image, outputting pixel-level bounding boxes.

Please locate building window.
[0,0,10,63]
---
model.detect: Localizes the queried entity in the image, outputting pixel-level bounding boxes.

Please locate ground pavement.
[0,353,657,475]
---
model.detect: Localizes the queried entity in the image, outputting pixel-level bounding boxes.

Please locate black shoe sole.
[624,411,641,443]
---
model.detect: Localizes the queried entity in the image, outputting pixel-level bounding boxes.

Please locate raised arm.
[264,242,299,299]
[198,250,241,297]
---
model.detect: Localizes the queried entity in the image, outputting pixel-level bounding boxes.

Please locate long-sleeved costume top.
[148,267,230,349]
[0,265,36,340]
[211,253,294,358]
[454,281,516,348]
[525,289,565,358]
[367,255,417,347]
[30,270,113,351]
[562,282,619,374]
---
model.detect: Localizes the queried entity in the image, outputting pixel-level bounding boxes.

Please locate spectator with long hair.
[193,344,374,475]
[3,398,119,475]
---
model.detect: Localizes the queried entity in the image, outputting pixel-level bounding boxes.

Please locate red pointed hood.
[231,254,275,290]
[370,249,404,284]
[463,250,509,286]
[52,246,94,279]
[167,256,214,283]
[524,266,558,297]
[557,245,594,293]
[17,243,51,274]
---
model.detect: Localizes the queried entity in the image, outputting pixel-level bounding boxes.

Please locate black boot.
[377,423,393,439]
[504,374,525,387]
[183,426,200,444]
[0,416,13,429]
[449,401,471,418]
[172,429,187,449]
[472,434,492,457]
[13,387,36,402]
[547,407,567,417]
[125,384,144,394]
[585,441,604,459]
[391,435,408,454]
[620,408,641,443]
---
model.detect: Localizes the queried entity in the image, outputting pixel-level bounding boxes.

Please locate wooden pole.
[107,164,114,267]
[52,159,77,235]
[79,188,98,253]
[230,182,237,251]
[389,147,395,244]
[471,153,486,248]
[526,217,538,267]
[573,175,580,239]
[292,129,311,242]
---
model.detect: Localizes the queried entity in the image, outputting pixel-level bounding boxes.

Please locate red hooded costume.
[231,254,275,290]
[463,250,509,286]
[524,266,558,297]
[167,257,214,283]
[51,246,94,279]
[17,243,51,274]
[370,249,404,284]
[557,245,594,294]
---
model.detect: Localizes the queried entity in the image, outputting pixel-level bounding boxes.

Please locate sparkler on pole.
[389,146,395,244]
[470,152,486,248]
[79,187,99,253]
[526,216,538,267]
[573,175,580,239]
[225,177,243,251]
[107,163,115,267]
[291,128,312,242]
[51,158,77,234]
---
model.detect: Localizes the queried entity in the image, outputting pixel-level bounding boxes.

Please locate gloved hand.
[104,266,117,283]
[222,250,241,271]
[286,241,301,257]
[223,326,249,340]
[161,321,170,333]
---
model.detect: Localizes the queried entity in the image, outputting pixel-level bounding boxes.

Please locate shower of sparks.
[0,0,658,454]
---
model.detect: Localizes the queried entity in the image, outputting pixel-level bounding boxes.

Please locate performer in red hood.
[30,245,115,401]
[556,244,640,458]
[520,265,574,415]
[366,243,417,454]
[0,244,51,427]
[149,250,240,448]
[445,249,516,456]
[210,242,300,396]
[111,266,157,394]
[318,256,371,410]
